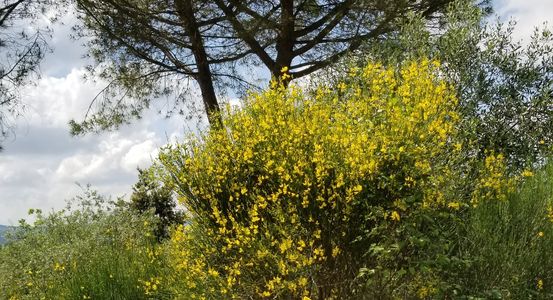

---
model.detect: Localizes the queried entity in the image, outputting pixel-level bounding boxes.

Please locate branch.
[213,0,276,70]
[78,2,196,75]
[291,16,394,78]
[0,31,42,81]
[293,0,355,38]
[82,68,173,120]
[225,0,280,28]
[0,0,26,27]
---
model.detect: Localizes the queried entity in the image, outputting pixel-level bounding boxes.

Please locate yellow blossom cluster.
[157,60,486,298]
[471,153,514,206]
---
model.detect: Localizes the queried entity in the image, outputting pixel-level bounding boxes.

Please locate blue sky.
[0,0,551,225]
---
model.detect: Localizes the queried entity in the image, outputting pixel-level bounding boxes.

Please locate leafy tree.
[0,0,60,149]
[70,0,475,131]
[129,168,184,240]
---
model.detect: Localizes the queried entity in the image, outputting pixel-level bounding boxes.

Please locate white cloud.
[494,0,553,41]
[121,139,160,173]
[19,68,98,128]
[0,68,188,224]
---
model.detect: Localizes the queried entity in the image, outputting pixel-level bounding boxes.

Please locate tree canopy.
[0,0,58,148]
[71,0,474,132]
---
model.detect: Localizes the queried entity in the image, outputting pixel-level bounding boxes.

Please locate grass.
[455,164,553,298]
[0,189,170,300]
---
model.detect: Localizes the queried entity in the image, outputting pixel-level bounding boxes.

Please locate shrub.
[156,60,485,298]
[130,168,185,241]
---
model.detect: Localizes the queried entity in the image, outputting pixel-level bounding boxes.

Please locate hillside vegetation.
[1,60,553,299]
[2,1,553,299]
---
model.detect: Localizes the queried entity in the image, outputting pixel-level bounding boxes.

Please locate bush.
[0,187,170,300]
[129,168,185,241]
[156,60,491,299]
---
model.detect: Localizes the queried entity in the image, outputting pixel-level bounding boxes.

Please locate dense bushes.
[154,60,511,299]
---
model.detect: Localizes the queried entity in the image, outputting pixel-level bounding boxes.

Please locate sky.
[0,0,552,225]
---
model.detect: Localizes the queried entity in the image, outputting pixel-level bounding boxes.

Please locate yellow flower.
[54,262,65,271]
[390,211,400,221]
[298,277,308,287]
[332,246,341,258]
[522,170,534,177]
[279,238,293,253]
[538,278,544,290]
[337,82,347,92]
[538,231,544,238]
[447,202,460,210]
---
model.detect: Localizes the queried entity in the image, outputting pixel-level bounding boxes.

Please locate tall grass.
[0,188,170,300]
[457,164,553,298]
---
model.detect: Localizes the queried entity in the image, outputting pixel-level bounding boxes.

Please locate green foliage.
[129,168,184,241]
[155,60,484,299]
[0,187,170,300]
[2,57,553,299]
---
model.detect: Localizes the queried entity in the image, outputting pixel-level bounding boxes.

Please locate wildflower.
[522,170,534,177]
[447,202,460,210]
[338,82,347,92]
[390,211,401,221]
[454,142,462,151]
[332,246,341,258]
[538,279,544,290]
[538,231,544,238]
[279,238,293,253]
[54,262,65,271]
